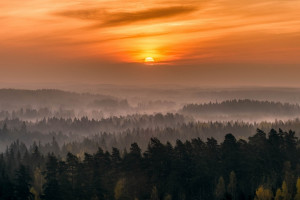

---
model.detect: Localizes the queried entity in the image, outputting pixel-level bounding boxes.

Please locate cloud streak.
[56,6,198,27]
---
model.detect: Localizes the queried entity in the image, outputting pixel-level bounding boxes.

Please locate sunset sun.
[145,57,155,63]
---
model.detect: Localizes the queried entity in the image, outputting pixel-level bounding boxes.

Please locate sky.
[1,0,300,87]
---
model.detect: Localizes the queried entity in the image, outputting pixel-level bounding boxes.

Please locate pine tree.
[20,122,27,134]
[275,181,291,200]
[275,188,282,200]
[151,186,159,200]
[111,147,121,165]
[282,181,291,200]
[295,178,300,200]
[227,171,237,200]
[215,176,226,200]
[51,137,60,155]
[33,167,45,199]
[2,123,8,135]
[66,152,79,197]
[14,164,33,200]
[42,154,61,200]
[254,186,273,200]
[114,178,125,200]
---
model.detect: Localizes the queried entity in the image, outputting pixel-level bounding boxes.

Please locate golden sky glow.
[1,0,300,86]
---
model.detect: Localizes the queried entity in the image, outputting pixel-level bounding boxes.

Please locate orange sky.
[1,0,300,87]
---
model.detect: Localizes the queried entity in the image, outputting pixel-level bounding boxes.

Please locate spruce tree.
[14,164,33,200]
[215,176,225,200]
[42,154,61,200]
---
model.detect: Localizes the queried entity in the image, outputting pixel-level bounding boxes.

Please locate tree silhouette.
[14,164,33,200]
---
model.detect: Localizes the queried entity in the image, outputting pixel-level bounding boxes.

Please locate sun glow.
[145,57,155,63]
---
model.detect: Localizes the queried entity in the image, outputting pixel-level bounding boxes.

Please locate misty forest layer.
[1,88,300,200]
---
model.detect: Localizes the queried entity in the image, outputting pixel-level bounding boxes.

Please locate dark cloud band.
[56,6,197,27]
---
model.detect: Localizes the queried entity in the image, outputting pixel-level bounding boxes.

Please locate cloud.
[56,8,104,20]
[56,6,198,27]
[102,6,197,26]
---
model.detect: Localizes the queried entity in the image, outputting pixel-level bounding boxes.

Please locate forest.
[181,100,300,116]
[181,100,300,121]
[1,88,300,200]
[1,129,300,200]
[2,114,300,154]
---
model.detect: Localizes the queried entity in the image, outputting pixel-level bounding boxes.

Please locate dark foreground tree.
[41,154,61,200]
[14,164,33,200]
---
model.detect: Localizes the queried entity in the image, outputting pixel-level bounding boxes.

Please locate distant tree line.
[1,129,300,200]
[0,113,187,134]
[0,107,77,120]
[181,99,300,116]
